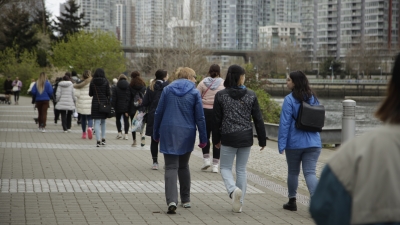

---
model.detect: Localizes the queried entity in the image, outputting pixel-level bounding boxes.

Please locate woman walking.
[197,64,225,173]
[128,71,146,147]
[30,72,53,132]
[153,67,207,214]
[142,69,169,169]
[89,68,111,147]
[74,70,93,139]
[112,74,131,140]
[12,77,22,105]
[55,75,76,132]
[278,71,322,211]
[213,65,266,213]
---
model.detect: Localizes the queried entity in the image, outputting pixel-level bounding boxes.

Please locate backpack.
[133,91,144,107]
[292,101,325,132]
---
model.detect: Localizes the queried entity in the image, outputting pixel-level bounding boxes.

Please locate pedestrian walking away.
[74,70,93,139]
[310,53,400,225]
[30,72,53,132]
[153,67,207,214]
[278,71,322,212]
[141,69,169,170]
[89,68,111,147]
[128,71,146,147]
[52,77,63,125]
[197,64,225,173]
[213,65,266,213]
[12,77,22,105]
[55,75,76,132]
[112,74,131,140]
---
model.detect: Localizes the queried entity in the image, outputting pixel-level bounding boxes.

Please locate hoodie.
[213,87,266,148]
[112,79,131,113]
[55,81,76,111]
[197,77,225,109]
[153,79,207,155]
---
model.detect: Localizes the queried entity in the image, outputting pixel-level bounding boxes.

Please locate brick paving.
[0,96,317,225]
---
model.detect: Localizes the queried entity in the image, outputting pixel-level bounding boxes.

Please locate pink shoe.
[87,128,93,139]
[82,132,87,139]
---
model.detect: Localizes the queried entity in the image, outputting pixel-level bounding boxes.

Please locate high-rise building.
[115,0,134,46]
[77,0,116,33]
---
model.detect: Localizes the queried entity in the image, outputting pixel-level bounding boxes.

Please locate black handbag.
[292,101,325,132]
[94,85,111,115]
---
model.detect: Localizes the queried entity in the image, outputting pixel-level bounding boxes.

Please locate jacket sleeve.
[31,83,37,96]
[194,91,207,143]
[251,95,267,147]
[46,82,53,98]
[212,92,222,144]
[89,83,93,97]
[56,86,61,103]
[153,89,167,140]
[196,81,204,96]
[278,97,292,153]
[309,165,352,225]
[141,87,151,108]
[106,83,111,99]
[111,88,117,108]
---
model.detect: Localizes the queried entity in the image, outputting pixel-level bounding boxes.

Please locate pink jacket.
[197,77,225,109]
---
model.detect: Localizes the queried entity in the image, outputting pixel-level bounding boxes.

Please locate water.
[272,97,383,136]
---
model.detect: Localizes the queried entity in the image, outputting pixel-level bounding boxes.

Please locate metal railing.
[267,79,389,84]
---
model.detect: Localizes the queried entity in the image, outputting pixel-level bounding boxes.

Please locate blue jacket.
[31,81,53,102]
[153,79,207,155]
[278,93,321,153]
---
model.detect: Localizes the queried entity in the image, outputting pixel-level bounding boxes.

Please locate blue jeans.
[220,145,251,204]
[285,147,321,198]
[94,119,106,141]
[81,115,93,132]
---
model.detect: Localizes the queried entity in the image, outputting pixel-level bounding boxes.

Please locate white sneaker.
[201,158,211,170]
[124,134,128,140]
[67,129,71,132]
[116,133,122,139]
[232,188,242,213]
[212,164,219,173]
[42,129,46,133]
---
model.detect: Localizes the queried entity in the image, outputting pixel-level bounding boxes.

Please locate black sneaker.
[96,141,101,147]
[283,198,297,211]
[101,139,106,146]
[167,202,177,214]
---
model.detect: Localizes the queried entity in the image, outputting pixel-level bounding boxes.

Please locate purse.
[94,85,111,115]
[12,85,19,92]
[292,101,325,132]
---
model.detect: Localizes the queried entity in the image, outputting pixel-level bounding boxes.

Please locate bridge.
[121,46,259,62]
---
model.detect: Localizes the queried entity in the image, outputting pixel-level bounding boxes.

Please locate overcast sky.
[45,0,66,20]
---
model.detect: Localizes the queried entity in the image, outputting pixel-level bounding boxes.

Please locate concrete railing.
[253,123,342,145]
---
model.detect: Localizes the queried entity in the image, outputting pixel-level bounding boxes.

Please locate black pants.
[116,112,129,134]
[151,136,159,163]
[13,91,20,102]
[60,110,72,131]
[202,108,220,159]
[130,112,137,140]
[53,101,60,123]
[164,152,191,205]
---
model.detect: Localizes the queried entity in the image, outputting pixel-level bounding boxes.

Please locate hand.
[198,143,207,148]
[260,146,265,151]
[153,138,159,142]
[280,150,285,155]
[124,113,128,117]
[214,142,221,149]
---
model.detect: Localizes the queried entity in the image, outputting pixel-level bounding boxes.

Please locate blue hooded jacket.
[278,92,322,153]
[31,80,53,102]
[153,79,207,155]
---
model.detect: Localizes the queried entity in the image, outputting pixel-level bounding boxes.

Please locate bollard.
[342,99,356,144]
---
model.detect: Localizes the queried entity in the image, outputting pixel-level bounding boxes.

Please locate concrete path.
[0,96,325,225]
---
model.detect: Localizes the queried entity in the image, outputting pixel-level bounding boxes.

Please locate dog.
[0,96,6,104]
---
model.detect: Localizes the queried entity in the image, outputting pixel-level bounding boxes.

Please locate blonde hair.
[36,72,47,94]
[176,67,195,80]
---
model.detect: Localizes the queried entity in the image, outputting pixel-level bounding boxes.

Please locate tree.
[0,4,39,55]
[319,58,342,79]
[53,0,89,42]
[51,30,126,79]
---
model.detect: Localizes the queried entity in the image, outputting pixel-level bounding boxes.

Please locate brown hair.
[177,67,196,80]
[150,69,168,91]
[375,53,400,123]
[289,71,317,102]
[208,64,220,78]
[130,71,145,87]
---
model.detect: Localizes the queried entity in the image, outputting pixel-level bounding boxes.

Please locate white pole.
[342,99,356,144]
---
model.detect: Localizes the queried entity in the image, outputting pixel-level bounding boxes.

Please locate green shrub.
[254,88,281,124]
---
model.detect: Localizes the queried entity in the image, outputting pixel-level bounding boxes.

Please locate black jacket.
[212,88,266,148]
[141,80,168,136]
[112,79,131,113]
[129,84,146,115]
[89,77,110,119]
[4,80,12,92]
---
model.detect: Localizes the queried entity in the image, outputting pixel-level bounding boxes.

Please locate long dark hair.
[375,52,400,123]
[289,71,316,102]
[208,64,220,78]
[130,71,145,87]
[93,68,105,78]
[224,65,245,88]
[150,69,167,91]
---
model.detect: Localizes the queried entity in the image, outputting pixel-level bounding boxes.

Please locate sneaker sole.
[232,188,242,213]
[167,205,177,214]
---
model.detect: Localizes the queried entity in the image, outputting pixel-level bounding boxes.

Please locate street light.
[286,67,290,78]
[329,61,333,83]
[378,67,382,80]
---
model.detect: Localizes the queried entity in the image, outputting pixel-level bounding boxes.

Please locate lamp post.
[378,67,382,80]
[329,61,333,83]
[286,67,289,78]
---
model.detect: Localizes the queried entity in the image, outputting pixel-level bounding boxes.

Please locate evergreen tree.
[32,8,56,40]
[0,4,39,55]
[53,0,89,42]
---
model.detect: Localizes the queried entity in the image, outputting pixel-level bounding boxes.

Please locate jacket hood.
[154,80,168,91]
[93,77,108,86]
[169,79,195,97]
[74,77,92,89]
[203,77,223,90]
[58,81,73,87]
[226,87,247,100]
[117,79,129,90]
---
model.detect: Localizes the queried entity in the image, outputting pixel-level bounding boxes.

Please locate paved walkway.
[0,96,321,225]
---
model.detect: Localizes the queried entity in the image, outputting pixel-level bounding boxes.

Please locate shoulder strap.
[201,79,216,98]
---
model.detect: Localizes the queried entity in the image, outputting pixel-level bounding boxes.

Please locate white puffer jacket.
[74,77,92,115]
[55,81,76,111]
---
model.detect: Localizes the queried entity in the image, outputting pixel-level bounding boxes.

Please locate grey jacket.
[55,81,76,111]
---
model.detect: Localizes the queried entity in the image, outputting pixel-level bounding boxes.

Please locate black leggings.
[115,112,129,134]
[14,91,20,102]
[202,108,220,159]
[151,136,159,163]
[130,112,137,140]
